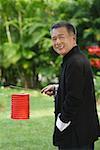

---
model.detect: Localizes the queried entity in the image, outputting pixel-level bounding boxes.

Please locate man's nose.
[56,38,61,44]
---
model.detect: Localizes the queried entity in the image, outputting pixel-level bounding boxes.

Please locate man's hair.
[50,21,77,35]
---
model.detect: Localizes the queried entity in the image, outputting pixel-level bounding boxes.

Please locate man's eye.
[52,38,56,41]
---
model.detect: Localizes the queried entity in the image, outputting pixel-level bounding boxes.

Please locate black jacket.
[53,46,100,148]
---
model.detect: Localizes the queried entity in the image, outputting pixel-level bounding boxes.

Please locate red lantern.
[11,94,30,120]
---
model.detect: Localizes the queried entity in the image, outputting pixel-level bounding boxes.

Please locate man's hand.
[41,84,55,96]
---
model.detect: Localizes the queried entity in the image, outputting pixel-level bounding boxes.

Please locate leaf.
[83,28,94,39]
[1,43,20,68]
[24,29,48,48]
[22,49,35,59]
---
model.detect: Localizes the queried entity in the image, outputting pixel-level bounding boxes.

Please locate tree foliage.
[0,0,100,88]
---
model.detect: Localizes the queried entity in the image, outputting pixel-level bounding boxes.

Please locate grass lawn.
[0,88,100,150]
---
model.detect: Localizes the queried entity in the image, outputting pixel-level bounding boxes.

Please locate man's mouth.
[56,45,64,50]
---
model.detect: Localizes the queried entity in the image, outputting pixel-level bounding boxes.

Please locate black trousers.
[58,143,94,150]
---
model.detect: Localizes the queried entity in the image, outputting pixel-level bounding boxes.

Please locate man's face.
[51,27,76,56]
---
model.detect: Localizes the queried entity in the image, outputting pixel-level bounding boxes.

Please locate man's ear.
[73,34,76,41]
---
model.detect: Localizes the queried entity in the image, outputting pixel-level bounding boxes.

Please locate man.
[41,21,100,150]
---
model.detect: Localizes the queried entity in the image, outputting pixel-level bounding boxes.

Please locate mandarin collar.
[62,45,80,63]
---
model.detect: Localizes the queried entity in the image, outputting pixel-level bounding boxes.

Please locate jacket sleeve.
[60,60,85,123]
